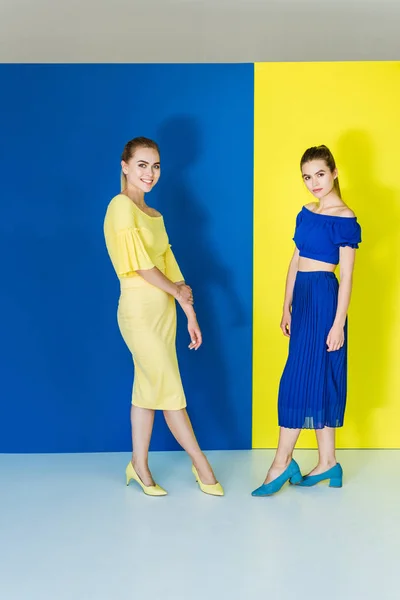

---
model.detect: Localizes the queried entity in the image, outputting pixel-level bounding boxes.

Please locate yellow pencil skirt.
[117,277,187,410]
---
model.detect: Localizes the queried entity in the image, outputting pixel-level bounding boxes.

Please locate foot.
[264,458,292,484]
[193,454,217,485]
[131,459,155,487]
[306,460,337,478]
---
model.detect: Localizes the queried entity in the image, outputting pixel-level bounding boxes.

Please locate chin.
[138,184,153,193]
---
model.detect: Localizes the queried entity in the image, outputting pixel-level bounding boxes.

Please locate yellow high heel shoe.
[192,465,224,496]
[125,462,167,496]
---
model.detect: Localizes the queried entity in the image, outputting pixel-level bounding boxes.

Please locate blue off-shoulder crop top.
[293,206,362,265]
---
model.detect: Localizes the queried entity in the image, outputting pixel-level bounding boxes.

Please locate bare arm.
[283,247,300,312]
[136,267,193,304]
[178,299,202,350]
[280,247,300,337]
[326,246,356,351]
[178,299,197,320]
[139,270,201,350]
[334,247,356,327]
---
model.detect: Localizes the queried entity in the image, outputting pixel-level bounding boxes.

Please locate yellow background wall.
[253,62,400,449]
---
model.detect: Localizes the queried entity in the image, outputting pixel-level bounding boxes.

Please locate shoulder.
[106,194,133,219]
[105,194,136,229]
[336,206,356,219]
[111,193,132,206]
[304,202,317,212]
[107,193,131,211]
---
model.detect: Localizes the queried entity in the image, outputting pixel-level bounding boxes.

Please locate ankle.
[132,457,149,471]
[318,458,337,470]
[273,455,292,469]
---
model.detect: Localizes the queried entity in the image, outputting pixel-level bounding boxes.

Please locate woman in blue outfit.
[252,145,362,497]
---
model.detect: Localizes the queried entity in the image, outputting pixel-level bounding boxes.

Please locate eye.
[153,165,160,170]
[138,163,146,168]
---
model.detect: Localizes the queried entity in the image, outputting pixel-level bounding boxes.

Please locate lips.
[141,179,153,185]
[313,188,323,193]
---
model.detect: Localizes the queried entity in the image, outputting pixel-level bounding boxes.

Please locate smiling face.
[301,159,338,199]
[121,146,161,193]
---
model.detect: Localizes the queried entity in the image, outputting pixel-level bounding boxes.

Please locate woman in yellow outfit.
[104,137,223,497]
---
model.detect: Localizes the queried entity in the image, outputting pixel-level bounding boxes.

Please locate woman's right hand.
[280,310,291,337]
[175,283,194,305]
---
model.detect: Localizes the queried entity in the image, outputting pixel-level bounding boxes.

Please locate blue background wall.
[0,64,254,453]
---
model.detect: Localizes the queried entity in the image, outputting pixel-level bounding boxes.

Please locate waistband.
[296,270,337,278]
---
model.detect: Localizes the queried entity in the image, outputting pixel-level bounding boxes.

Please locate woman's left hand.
[176,283,194,305]
[188,318,202,351]
[326,325,345,352]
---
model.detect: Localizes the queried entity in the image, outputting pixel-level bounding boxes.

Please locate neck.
[318,190,342,209]
[123,185,145,208]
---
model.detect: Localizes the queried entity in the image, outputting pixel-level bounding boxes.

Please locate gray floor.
[0,449,398,600]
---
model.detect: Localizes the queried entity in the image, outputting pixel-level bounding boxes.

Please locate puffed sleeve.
[292,210,303,242]
[332,218,362,249]
[112,197,155,275]
[116,229,155,275]
[165,244,184,282]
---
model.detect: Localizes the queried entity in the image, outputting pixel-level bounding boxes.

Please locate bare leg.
[263,427,301,484]
[163,409,217,485]
[306,427,337,476]
[131,405,155,486]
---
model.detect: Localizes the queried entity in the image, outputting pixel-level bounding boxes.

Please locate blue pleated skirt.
[278,271,347,429]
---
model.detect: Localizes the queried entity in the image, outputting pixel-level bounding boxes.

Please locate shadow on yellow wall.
[336,129,400,447]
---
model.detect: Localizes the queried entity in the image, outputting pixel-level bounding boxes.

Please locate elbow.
[291,256,300,272]
[339,270,353,285]
[291,248,300,269]
[136,266,156,277]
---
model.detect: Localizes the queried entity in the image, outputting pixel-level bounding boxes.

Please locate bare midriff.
[298,256,337,273]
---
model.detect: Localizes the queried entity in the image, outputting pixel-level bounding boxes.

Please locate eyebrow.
[136,160,160,165]
[302,169,325,177]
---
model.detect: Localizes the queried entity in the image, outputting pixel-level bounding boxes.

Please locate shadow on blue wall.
[150,115,250,451]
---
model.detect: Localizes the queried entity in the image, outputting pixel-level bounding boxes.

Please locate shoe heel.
[329,477,343,488]
[289,470,303,485]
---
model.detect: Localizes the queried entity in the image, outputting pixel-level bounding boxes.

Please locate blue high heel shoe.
[251,459,303,497]
[293,463,343,488]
